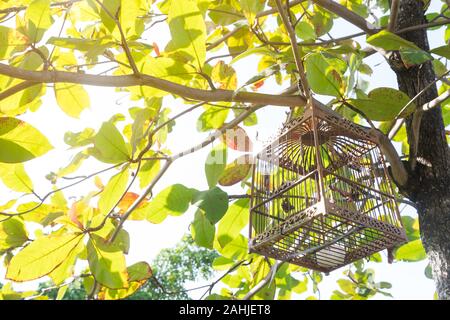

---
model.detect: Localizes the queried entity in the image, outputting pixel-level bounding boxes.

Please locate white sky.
[1,1,446,299]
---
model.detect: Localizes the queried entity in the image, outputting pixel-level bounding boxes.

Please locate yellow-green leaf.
[395,239,427,262]
[98,261,153,300]
[191,210,215,249]
[92,121,130,164]
[0,217,29,253]
[205,143,227,188]
[49,239,84,285]
[146,184,195,223]
[54,83,90,118]
[98,166,130,215]
[305,53,343,97]
[220,234,248,260]
[87,234,128,289]
[24,0,53,43]
[6,233,83,281]
[167,0,206,68]
[348,87,415,121]
[216,198,249,248]
[0,163,33,193]
[0,117,53,163]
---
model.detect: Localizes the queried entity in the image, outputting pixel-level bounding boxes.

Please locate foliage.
[36,235,217,300]
[0,0,447,300]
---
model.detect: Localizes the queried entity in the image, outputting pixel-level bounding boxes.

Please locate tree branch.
[0,63,306,107]
[108,103,263,242]
[0,80,38,101]
[242,261,282,300]
[94,0,139,75]
[312,0,378,34]
[275,0,311,98]
[0,0,80,14]
[387,0,400,31]
[421,88,450,112]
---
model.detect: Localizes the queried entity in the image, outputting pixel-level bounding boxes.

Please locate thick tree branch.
[312,0,378,34]
[0,63,306,107]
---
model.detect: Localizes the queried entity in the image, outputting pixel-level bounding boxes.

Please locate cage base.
[249,204,407,273]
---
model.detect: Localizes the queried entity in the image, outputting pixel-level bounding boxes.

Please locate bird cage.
[249,102,407,273]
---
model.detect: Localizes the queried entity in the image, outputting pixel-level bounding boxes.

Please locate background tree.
[0,0,448,300]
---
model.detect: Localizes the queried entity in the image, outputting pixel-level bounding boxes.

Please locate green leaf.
[0,163,33,193]
[401,216,421,241]
[305,53,343,97]
[6,233,83,281]
[54,83,90,118]
[25,0,53,43]
[87,234,128,289]
[395,239,427,262]
[431,45,450,59]
[367,30,424,51]
[138,158,160,189]
[424,264,433,279]
[147,184,195,223]
[98,261,153,300]
[205,143,227,188]
[366,30,432,66]
[191,210,215,249]
[220,234,248,260]
[197,106,229,132]
[295,21,316,41]
[92,121,130,163]
[218,155,252,186]
[348,87,415,121]
[0,218,29,253]
[0,117,53,163]
[192,187,229,224]
[98,166,130,215]
[399,48,434,67]
[217,198,249,248]
[167,0,206,68]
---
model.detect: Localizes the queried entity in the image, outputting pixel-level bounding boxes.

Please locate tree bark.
[390,0,450,299]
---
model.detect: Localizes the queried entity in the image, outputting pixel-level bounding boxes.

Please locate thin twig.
[94,0,139,75]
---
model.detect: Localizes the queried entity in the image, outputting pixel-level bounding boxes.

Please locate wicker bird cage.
[249,102,407,273]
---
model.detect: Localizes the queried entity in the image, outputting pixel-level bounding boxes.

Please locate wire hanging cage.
[249,101,408,273]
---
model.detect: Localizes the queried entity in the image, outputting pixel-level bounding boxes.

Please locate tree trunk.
[389,0,450,299]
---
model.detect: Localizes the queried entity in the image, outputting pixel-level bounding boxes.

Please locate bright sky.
[1,1,445,299]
